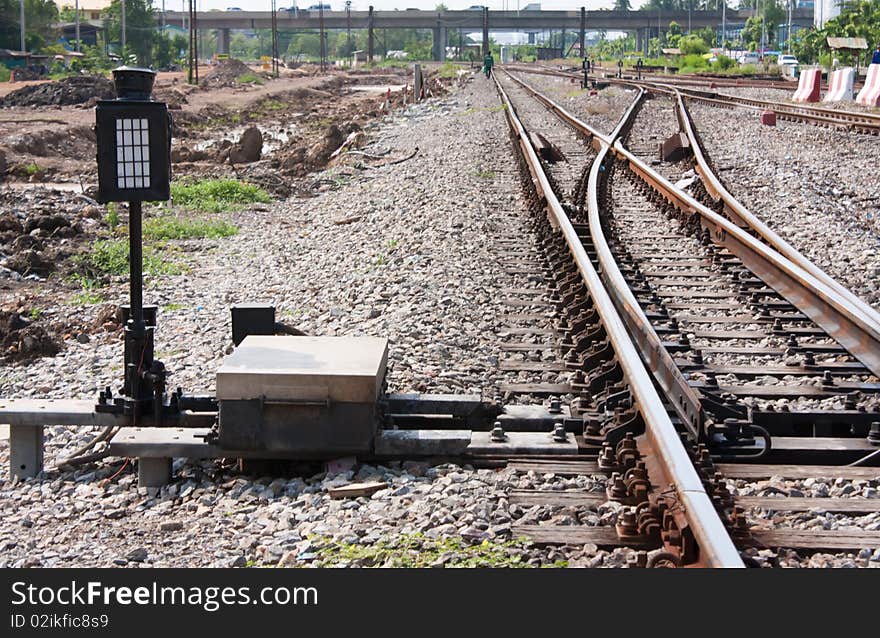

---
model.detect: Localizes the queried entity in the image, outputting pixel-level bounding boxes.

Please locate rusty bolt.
[552,422,567,443]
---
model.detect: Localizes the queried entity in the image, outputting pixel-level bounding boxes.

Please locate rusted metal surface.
[673,90,880,341]
[494,71,744,568]
[611,141,880,378]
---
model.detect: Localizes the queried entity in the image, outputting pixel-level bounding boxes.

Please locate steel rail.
[493,72,744,568]
[672,90,880,341]
[611,141,880,378]
[504,65,880,133]
[505,69,880,377]
[502,69,711,441]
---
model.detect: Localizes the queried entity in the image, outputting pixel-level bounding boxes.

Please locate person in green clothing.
[482,52,495,78]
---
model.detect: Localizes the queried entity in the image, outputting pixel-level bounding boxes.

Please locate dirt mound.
[0,75,115,107]
[200,59,265,88]
[0,310,60,362]
[6,126,95,159]
[0,189,93,279]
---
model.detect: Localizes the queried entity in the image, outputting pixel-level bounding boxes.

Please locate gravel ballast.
[0,75,628,568]
[687,101,880,310]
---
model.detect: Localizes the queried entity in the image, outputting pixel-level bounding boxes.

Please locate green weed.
[171,179,271,213]
[236,72,264,85]
[308,534,565,568]
[75,239,182,278]
[474,167,495,179]
[144,216,238,240]
[105,203,120,231]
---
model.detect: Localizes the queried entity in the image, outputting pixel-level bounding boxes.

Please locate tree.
[0,0,59,52]
[613,0,632,10]
[679,33,709,54]
[103,0,156,65]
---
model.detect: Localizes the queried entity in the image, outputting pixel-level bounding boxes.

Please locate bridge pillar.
[216,28,230,55]
[433,24,447,61]
[635,28,643,55]
[368,6,374,62]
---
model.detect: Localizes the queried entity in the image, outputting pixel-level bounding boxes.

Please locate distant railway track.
[496,67,880,565]
[506,64,880,135]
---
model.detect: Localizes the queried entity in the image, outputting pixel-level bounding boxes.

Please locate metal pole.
[346,0,352,65]
[367,5,374,62]
[722,1,726,51]
[122,0,127,54]
[787,0,792,53]
[482,6,489,56]
[579,7,585,60]
[271,0,279,77]
[128,201,144,329]
[319,3,326,71]
[75,0,80,52]
[19,0,25,52]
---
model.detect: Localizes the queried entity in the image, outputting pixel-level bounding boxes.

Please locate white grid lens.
[115,118,151,190]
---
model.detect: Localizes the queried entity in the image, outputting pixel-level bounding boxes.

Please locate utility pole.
[75,0,80,52]
[579,7,585,60]
[482,6,489,56]
[760,0,766,59]
[187,0,198,84]
[722,1,727,50]
[786,0,792,53]
[367,5,374,63]
[319,3,326,72]
[346,0,352,65]
[271,0,279,77]
[122,0,127,54]
[688,0,692,34]
[19,0,25,52]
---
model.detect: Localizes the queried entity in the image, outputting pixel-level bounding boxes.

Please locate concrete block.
[9,424,43,480]
[216,336,388,404]
[138,457,172,487]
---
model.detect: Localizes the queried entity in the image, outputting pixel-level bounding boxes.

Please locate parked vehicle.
[778,54,798,66]
[738,51,759,66]
[307,3,331,9]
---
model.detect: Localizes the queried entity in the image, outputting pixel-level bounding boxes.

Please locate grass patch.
[474,167,495,179]
[236,72,264,85]
[163,302,186,311]
[144,216,238,241]
[311,534,566,568]
[27,308,42,320]
[24,162,41,176]
[258,98,286,112]
[170,179,271,213]
[75,239,182,279]
[71,289,105,305]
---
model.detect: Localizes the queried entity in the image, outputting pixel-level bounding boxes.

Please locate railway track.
[496,68,880,566]
[506,64,880,135]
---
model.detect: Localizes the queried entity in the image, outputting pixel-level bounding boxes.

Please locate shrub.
[712,55,737,71]
[679,35,709,56]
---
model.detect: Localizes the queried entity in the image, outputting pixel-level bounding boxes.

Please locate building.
[53,0,113,22]
[814,0,842,28]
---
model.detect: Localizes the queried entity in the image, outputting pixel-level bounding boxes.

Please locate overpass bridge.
[163,8,814,61]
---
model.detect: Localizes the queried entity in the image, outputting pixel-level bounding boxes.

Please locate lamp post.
[95,67,172,420]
